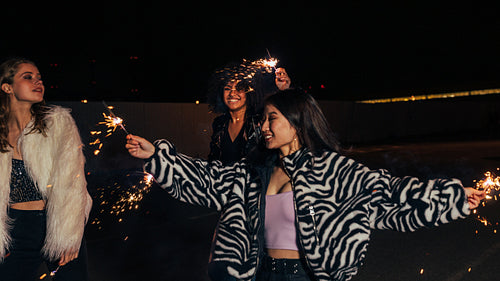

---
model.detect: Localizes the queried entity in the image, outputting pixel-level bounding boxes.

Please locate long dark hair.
[0,57,48,153]
[264,88,341,155]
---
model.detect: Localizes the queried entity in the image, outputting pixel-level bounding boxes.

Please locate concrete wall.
[54,98,500,171]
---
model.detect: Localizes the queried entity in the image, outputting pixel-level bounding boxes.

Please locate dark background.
[2,1,500,102]
[3,2,500,280]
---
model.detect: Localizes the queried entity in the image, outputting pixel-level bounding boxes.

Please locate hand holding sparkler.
[58,249,79,266]
[264,48,290,90]
[465,187,486,209]
[126,134,155,159]
[275,67,291,90]
[44,249,78,278]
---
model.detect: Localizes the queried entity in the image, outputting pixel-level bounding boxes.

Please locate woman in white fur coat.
[0,57,92,280]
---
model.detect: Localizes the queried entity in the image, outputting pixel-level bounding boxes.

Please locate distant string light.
[358,88,500,104]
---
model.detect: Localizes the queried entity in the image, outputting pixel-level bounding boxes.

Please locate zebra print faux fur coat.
[145,139,470,281]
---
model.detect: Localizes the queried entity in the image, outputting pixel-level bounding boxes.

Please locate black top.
[219,125,247,164]
[10,159,43,203]
[208,114,261,165]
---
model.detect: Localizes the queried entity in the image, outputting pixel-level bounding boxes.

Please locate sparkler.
[89,102,130,156]
[39,265,61,279]
[265,48,278,70]
[251,57,278,72]
[102,101,130,135]
[474,171,500,202]
[472,170,500,232]
[50,266,61,277]
[215,56,279,84]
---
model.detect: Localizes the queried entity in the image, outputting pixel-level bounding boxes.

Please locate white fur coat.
[0,105,92,261]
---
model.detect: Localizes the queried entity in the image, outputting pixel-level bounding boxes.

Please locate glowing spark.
[472,170,500,230]
[98,113,127,137]
[479,171,499,188]
[475,171,500,203]
[217,55,280,85]
[144,173,154,185]
[250,58,279,73]
[477,216,490,226]
[264,48,278,70]
[102,101,130,135]
[50,265,60,277]
[89,102,130,156]
[262,58,278,68]
[90,172,154,227]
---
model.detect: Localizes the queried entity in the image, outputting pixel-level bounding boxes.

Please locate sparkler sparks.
[90,171,155,229]
[474,171,500,202]
[101,101,130,135]
[215,57,279,84]
[50,266,61,276]
[39,265,61,279]
[254,58,278,69]
[89,102,130,156]
[472,170,500,232]
[98,113,127,137]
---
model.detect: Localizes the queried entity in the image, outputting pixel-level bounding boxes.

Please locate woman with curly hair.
[0,57,92,280]
[207,60,291,164]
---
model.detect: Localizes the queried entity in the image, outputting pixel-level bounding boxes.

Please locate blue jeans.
[0,208,88,281]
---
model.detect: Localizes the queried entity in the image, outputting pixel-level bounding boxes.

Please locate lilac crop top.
[264,191,299,251]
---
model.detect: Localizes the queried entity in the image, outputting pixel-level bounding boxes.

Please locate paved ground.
[78,139,500,281]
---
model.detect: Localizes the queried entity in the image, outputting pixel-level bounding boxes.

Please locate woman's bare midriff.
[267,249,301,259]
[10,200,45,210]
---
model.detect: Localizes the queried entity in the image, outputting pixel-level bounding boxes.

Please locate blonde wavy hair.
[0,57,48,153]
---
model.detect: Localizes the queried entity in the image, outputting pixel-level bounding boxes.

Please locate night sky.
[2,1,500,102]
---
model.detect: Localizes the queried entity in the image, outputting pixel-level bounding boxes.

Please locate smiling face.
[223,80,247,113]
[261,104,300,155]
[2,63,44,105]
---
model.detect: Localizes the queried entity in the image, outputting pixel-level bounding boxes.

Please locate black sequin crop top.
[10,159,43,203]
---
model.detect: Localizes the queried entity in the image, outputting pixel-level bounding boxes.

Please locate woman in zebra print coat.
[126,89,485,281]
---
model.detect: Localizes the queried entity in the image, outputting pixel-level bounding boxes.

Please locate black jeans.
[0,209,88,281]
[255,254,315,281]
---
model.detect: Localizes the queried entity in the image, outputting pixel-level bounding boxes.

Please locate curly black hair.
[207,59,278,116]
